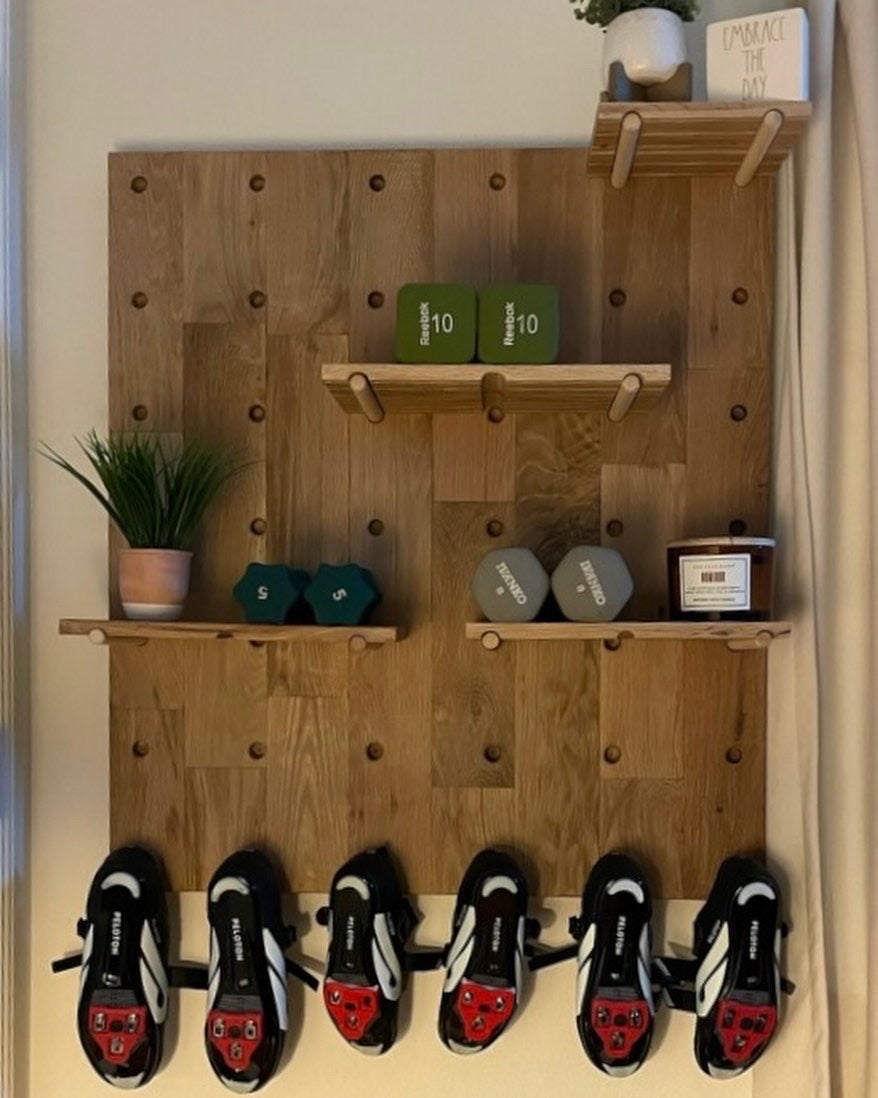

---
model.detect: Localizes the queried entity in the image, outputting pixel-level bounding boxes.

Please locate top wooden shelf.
[321,362,671,423]
[587,100,812,188]
[59,619,402,649]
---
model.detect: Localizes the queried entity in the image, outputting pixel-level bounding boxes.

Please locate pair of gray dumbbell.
[472,546,633,623]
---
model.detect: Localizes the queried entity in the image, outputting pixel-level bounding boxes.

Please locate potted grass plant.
[570,0,699,91]
[42,431,241,621]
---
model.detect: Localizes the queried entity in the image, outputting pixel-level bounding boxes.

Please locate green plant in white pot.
[42,431,241,621]
[570,0,699,93]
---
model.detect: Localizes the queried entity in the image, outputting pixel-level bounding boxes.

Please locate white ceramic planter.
[602,9,687,88]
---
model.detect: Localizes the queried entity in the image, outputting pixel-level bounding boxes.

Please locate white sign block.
[707,7,809,101]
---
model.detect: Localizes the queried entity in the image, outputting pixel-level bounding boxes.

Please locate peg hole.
[730,404,748,422]
[484,744,502,763]
[130,176,148,193]
[489,173,507,191]
[605,519,624,538]
[603,638,621,652]
[248,290,266,309]
[248,403,266,423]
[249,174,266,192]
[728,519,747,536]
[732,287,749,305]
[366,741,384,761]
[367,290,385,309]
[486,519,505,538]
[369,174,386,192]
[248,741,267,760]
[250,517,267,536]
[604,745,622,764]
[367,518,385,536]
[131,291,148,309]
[609,288,627,308]
[726,746,743,765]
[131,404,149,422]
[132,740,150,758]
[487,406,505,424]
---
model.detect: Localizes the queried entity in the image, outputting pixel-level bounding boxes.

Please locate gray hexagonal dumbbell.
[471,547,550,623]
[551,546,633,622]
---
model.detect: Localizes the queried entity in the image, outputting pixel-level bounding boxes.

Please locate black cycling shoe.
[438,850,529,1054]
[54,845,169,1089]
[692,856,783,1079]
[205,849,294,1092]
[571,853,654,1077]
[317,847,417,1055]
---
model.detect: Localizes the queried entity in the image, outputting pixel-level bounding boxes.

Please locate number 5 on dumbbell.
[305,564,381,626]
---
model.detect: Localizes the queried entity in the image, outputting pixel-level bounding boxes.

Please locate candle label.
[679,554,751,611]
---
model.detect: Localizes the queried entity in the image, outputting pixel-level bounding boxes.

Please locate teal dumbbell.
[233,563,311,624]
[395,283,477,363]
[304,563,381,626]
[477,284,560,364]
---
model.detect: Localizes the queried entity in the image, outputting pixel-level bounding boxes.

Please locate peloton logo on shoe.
[614,915,627,957]
[491,917,502,953]
[345,916,356,953]
[494,562,528,605]
[576,559,607,607]
[110,911,123,956]
[231,917,245,964]
[749,920,760,961]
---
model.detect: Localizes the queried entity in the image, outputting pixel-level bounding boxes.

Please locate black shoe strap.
[285,957,320,992]
[528,942,578,971]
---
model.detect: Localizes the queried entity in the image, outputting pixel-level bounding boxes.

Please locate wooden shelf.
[321,362,671,422]
[59,619,402,649]
[588,100,812,188]
[466,621,791,650]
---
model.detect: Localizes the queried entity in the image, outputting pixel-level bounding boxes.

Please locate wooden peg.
[349,634,368,653]
[611,112,643,189]
[726,630,774,652]
[607,373,642,422]
[348,372,385,423]
[481,630,502,651]
[480,371,506,422]
[735,109,784,187]
[87,628,147,647]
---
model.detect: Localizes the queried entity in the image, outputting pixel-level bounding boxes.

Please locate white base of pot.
[122,601,184,621]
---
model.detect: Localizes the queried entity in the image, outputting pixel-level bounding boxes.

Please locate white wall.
[26,2,801,1097]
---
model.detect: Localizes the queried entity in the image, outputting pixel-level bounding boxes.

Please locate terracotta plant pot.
[118,548,193,621]
[602,9,687,88]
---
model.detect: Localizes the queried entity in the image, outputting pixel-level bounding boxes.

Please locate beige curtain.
[765,2,877,1096]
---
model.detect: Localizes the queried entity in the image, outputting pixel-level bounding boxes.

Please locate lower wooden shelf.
[59,619,402,648]
[466,620,791,650]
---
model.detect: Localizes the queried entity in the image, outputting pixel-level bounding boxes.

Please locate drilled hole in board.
[726,746,743,765]
[728,519,747,536]
[368,518,385,536]
[366,741,384,761]
[249,174,266,192]
[249,403,266,423]
[730,404,748,422]
[369,174,386,192]
[603,638,621,652]
[367,290,385,309]
[486,519,505,538]
[487,406,505,424]
[130,176,148,194]
[489,173,507,191]
[131,291,148,309]
[605,519,624,538]
[131,404,149,422]
[132,740,150,758]
[249,290,267,309]
[604,745,622,764]
[248,741,267,760]
[249,640,265,649]
[250,518,267,536]
[484,744,502,763]
[731,287,749,305]
[608,289,627,308]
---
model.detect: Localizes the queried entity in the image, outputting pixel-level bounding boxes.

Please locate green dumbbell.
[395,283,477,363]
[233,563,311,624]
[477,284,560,364]
[304,563,381,626]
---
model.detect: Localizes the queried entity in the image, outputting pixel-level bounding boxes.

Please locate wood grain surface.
[105,149,775,897]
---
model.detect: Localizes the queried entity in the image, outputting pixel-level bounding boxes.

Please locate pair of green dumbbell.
[233,562,381,626]
[395,282,559,364]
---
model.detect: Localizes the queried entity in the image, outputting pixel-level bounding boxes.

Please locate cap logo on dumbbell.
[575,559,607,607]
[495,561,529,605]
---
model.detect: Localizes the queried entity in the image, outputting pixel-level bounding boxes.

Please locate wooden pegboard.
[106,149,771,897]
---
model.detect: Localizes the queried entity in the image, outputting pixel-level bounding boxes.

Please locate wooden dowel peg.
[607,373,642,422]
[348,372,385,423]
[349,634,368,653]
[726,630,774,651]
[735,109,784,187]
[611,112,643,189]
[480,371,506,422]
[88,628,108,645]
[87,627,147,647]
[481,630,502,651]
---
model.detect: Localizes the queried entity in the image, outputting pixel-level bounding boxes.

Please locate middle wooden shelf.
[321,362,672,422]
